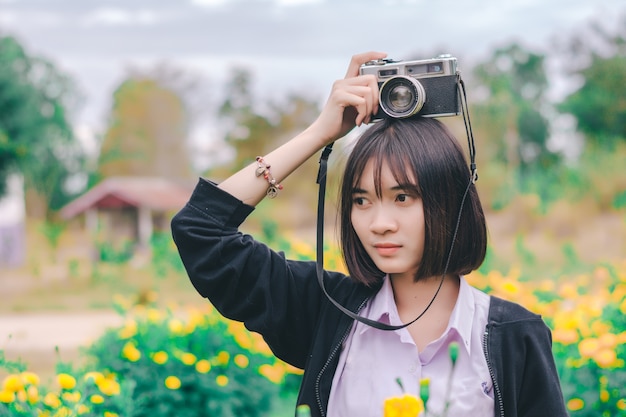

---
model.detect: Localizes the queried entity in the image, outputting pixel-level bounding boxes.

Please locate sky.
[0,0,623,161]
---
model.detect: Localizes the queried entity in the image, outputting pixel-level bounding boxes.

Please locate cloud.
[190,0,229,6]
[275,0,324,6]
[81,8,162,27]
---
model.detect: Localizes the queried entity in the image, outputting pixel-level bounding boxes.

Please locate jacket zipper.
[315,297,369,417]
[482,327,505,417]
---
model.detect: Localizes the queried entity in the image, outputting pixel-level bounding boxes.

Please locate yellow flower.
[165,376,181,390]
[152,351,169,365]
[590,320,610,335]
[118,319,137,339]
[600,390,609,403]
[0,390,16,404]
[53,406,71,417]
[84,372,105,384]
[168,318,185,334]
[3,374,24,392]
[180,352,197,366]
[578,338,600,358]
[617,398,626,411]
[90,394,105,404]
[419,378,430,406]
[97,378,121,396]
[593,348,617,368]
[383,394,425,417]
[26,385,39,404]
[20,372,40,386]
[104,412,119,417]
[122,341,142,362]
[234,354,249,368]
[567,398,584,411]
[17,389,27,402]
[195,359,211,374]
[552,328,578,345]
[598,333,617,349]
[57,373,77,390]
[77,404,90,415]
[216,375,229,387]
[147,308,162,323]
[259,363,285,384]
[215,351,230,366]
[61,391,81,402]
[43,392,61,408]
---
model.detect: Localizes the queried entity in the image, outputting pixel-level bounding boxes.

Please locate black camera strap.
[314,75,477,331]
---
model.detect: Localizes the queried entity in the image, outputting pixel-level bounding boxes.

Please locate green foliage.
[614,191,626,210]
[559,55,626,142]
[83,305,287,417]
[97,240,134,264]
[0,350,134,416]
[558,16,626,147]
[150,231,186,278]
[38,221,66,261]
[0,35,83,213]
[472,43,557,172]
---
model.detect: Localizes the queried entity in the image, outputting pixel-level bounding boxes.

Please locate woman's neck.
[389,273,461,351]
[389,273,460,321]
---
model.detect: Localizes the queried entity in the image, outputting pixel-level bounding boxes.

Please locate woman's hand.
[308,51,387,145]
[216,51,386,206]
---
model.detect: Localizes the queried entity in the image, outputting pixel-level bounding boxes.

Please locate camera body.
[359,54,460,120]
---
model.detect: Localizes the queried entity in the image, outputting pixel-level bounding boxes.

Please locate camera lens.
[379,76,426,118]
[389,85,414,111]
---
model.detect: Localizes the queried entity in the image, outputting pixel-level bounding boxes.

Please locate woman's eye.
[353,197,366,206]
[396,194,409,202]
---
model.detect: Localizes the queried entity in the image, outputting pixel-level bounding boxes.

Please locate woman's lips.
[373,243,401,256]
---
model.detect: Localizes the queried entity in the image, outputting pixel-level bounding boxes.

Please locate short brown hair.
[339,117,487,287]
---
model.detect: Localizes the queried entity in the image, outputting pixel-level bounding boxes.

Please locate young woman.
[171,52,567,417]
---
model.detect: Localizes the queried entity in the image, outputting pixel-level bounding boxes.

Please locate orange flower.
[567,398,584,411]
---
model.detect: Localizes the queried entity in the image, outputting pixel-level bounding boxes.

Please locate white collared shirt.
[327,275,494,417]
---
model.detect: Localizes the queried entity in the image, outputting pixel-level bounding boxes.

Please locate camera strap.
[314,75,477,331]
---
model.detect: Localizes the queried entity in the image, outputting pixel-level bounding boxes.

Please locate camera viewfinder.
[379,69,398,77]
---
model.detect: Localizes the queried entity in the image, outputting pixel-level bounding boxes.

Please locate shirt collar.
[448,276,476,355]
[361,274,476,354]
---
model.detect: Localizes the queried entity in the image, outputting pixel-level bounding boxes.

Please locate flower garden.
[1,235,625,417]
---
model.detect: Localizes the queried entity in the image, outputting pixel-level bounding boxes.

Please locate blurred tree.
[558,16,626,147]
[211,67,323,226]
[217,68,275,171]
[472,43,558,174]
[98,71,194,181]
[215,68,320,172]
[0,34,82,216]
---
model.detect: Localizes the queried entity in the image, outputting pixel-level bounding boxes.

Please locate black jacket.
[171,178,568,417]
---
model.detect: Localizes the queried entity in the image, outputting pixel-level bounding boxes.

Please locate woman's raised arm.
[217,51,386,206]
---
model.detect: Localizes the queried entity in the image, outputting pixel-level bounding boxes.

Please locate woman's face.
[350,158,425,282]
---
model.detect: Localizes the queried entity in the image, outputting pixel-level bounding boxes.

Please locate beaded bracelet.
[255,156,283,198]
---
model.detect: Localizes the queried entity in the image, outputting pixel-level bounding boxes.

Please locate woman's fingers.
[344,51,387,78]
[330,77,378,125]
[310,52,387,141]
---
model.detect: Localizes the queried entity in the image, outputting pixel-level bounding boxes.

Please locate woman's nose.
[369,205,397,234]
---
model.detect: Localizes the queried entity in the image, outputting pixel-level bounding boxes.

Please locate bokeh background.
[0,1,625,416]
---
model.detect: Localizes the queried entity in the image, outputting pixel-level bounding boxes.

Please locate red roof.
[60,176,194,219]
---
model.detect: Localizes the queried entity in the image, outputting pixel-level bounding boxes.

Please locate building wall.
[0,174,26,267]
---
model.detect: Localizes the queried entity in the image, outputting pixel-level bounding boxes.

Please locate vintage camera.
[359,54,460,120]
